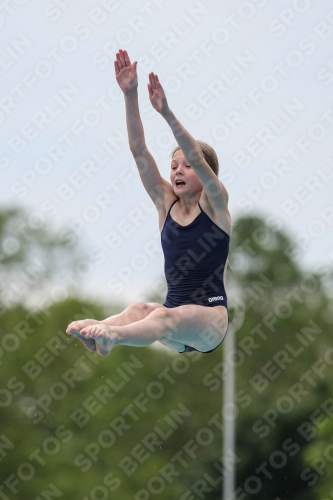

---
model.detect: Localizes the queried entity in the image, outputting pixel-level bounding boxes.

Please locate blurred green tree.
[0,205,81,312]
[1,208,333,499]
[229,216,333,500]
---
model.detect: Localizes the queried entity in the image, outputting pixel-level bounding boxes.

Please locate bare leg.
[158,337,186,352]
[66,302,163,354]
[80,305,228,355]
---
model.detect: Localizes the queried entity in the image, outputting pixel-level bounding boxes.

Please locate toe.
[81,327,93,337]
[67,322,78,332]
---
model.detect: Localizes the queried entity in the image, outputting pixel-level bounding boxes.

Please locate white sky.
[1,0,333,306]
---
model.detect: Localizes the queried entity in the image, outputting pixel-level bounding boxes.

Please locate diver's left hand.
[147,72,170,116]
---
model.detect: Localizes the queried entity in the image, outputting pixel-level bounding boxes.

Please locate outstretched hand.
[114,49,138,95]
[148,72,170,116]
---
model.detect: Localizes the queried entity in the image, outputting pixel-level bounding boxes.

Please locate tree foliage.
[1,208,332,499]
[0,205,82,312]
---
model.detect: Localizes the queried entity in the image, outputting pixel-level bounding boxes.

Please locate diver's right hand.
[114,49,138,95]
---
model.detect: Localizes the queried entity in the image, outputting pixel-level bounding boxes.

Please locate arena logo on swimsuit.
[208,296,224,302]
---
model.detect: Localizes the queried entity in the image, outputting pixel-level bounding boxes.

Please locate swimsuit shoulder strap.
[166,199,179,217]
[161,199,179,234]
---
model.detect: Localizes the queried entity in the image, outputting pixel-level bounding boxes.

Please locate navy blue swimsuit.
[161,199,230,353]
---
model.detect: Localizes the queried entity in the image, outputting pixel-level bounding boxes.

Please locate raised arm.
[147,72,229,209]
[114,50,171,206]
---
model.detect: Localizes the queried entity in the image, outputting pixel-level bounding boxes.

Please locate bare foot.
[80,324,118,356]
[66,319,100,333]
[68,330,96,352]
[66,319,100,352]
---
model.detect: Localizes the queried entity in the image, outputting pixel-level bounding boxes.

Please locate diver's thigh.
[164,304,228,352]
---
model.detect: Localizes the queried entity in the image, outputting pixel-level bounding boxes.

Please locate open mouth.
[175,180,186,186]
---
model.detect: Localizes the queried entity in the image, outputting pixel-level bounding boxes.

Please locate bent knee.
[127,301,162,321]
[151,307,171,319]
[129,301,149,315]
[151,307,177,330]
[124,302,166,326]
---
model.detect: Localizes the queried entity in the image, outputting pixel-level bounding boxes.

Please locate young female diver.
[66,49,231,356]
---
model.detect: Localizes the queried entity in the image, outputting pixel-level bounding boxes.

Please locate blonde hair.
[171,141,219,176]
